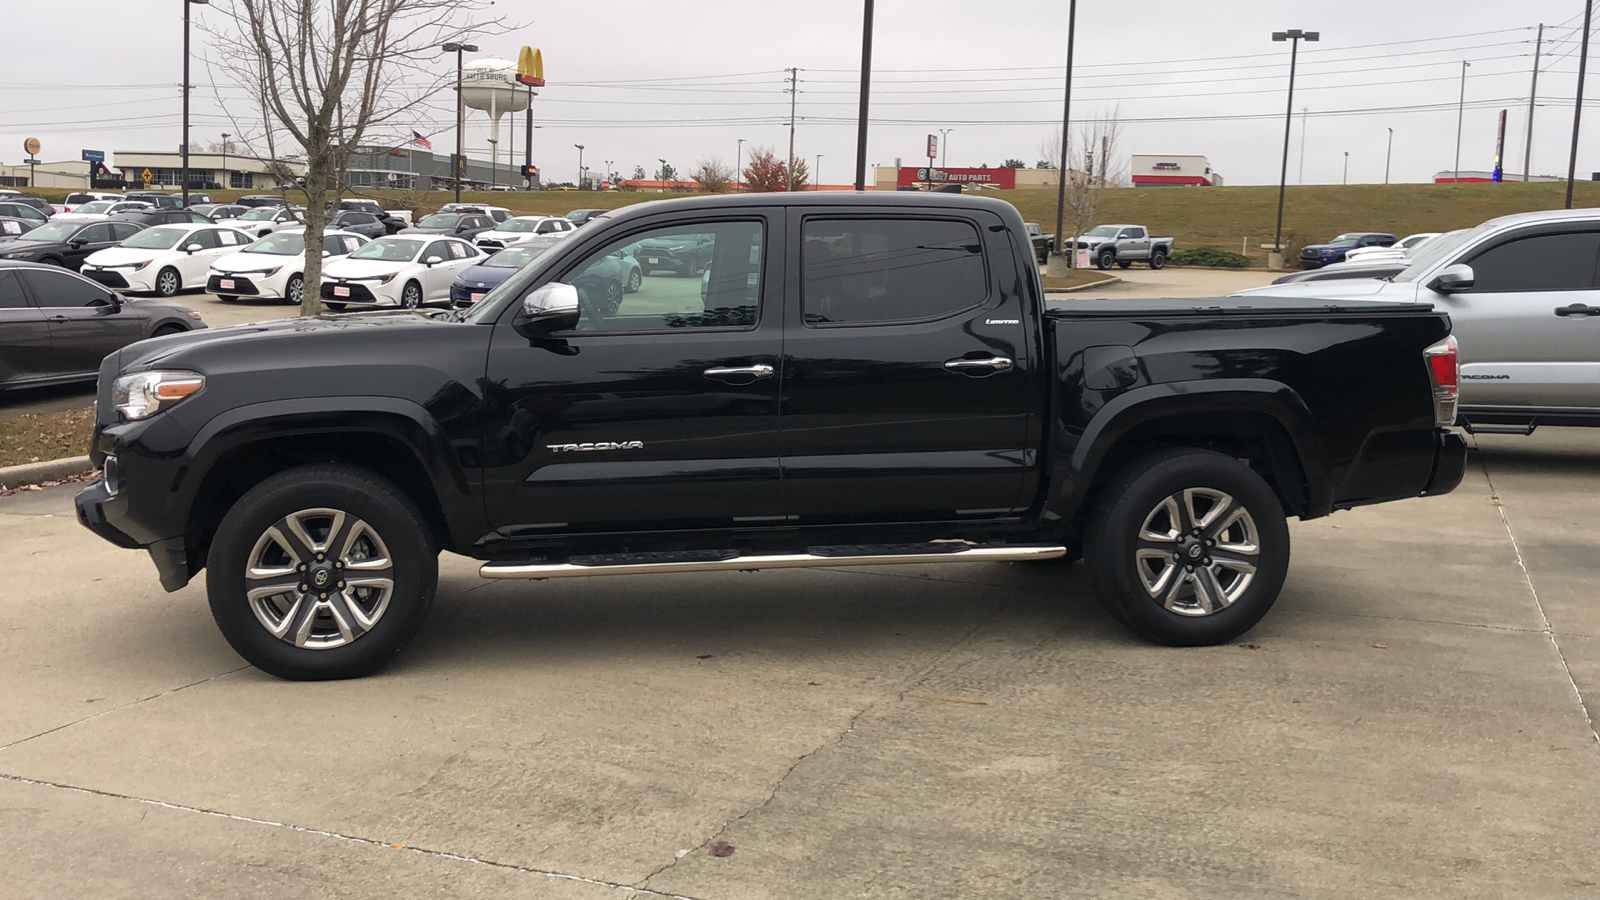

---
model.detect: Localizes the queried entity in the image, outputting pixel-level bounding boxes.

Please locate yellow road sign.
[517,46,544,87]
[142,168,153,185]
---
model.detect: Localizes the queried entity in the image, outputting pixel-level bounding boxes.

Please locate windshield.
[122,226,189,250]
[1085,225,1120,238]
[1393,229,1476,283]
[238,207,281,221]
[74,201,115,215]
[418,214,461,228]
[485,246,546,268]
[243,232,306,255]
[565,209,598,221]
[498,219,541,233]
[18,222,79,243]
[349,238,422,261]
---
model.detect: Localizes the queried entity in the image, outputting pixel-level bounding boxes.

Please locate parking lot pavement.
[3,432,1600,898]
[1059,265,1280,299]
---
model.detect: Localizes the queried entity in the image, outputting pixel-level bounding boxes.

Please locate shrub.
[1170,246,1252,268]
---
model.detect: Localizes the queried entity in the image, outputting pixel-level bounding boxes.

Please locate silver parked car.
[1234,209,1600,433]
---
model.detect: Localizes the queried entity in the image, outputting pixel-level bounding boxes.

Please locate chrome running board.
[479,543,1067,580]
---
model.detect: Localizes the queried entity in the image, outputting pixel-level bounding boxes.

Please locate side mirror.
[514,282,581,338]
[184,243,203,254]
[68,238,86,248]
[323,249,332,257]
[1428,263,1475,294]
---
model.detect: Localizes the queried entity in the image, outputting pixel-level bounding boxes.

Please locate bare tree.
[690,157,734,193]
[1041,108,1125,270]
[203,1,503,315]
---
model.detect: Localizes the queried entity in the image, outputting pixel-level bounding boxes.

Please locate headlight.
[8,251,33,258]
[379,273,397,284]
[112,370,204,421]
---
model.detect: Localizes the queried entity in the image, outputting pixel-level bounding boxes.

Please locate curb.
[0,456,96,490]
[1043,274,1122,295]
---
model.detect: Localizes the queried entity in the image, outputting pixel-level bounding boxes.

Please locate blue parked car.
[449,245,549,308]
[1298,232,1397,269]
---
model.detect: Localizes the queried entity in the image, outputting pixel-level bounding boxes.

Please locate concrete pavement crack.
[1478,454,1600,756]
[0,771,707,900]
[637,602,1011,890]
[0,665,251,753]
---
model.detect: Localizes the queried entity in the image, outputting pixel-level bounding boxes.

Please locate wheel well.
[184,431,450,578]
[1091,411,1309,517]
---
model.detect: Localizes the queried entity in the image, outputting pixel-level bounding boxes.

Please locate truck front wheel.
[1096,248,1116,270]
[1084,448,1289,646]
[205,464,438,680]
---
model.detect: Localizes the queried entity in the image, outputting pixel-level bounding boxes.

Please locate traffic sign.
[926,134,937,161]
[141,168,154,185]
[23,137,40,156]
[81,149,105,164]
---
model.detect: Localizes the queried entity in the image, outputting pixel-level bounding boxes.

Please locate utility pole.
[1568,0,1594,209]
[1049,0,1078,275]
[1272,29,1319,269]
[1298,105,1307,183]
[574,144,584,190]
[1343,150,1349,184]
[853,1,874,191]
[786,66,799,192]
[815,153,823,190]
[1384,128,1393,184]
[221,132,230,190]
[939,127,952,169]
[1454,60,1471,186]
[736,138,747,190]
[1525,23,1543,181]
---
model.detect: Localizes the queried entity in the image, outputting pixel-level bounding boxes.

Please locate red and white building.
[1130,154,1222,187]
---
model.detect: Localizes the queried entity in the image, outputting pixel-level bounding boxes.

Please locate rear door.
[778,209,1039,524]
[1120,227,1150,259]
[1442,226,1600,410]
[0,269,50,387]
[20,268,136,378]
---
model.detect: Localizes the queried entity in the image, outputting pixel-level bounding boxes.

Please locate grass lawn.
[0,408,96,469]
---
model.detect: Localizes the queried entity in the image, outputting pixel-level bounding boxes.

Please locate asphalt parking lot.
[3,427,1598,898]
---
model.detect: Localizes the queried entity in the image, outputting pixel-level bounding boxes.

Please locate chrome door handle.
[944,355,1013,373]
[703,364,775,381]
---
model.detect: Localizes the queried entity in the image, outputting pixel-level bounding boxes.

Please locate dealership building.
[1130,154,1223,187]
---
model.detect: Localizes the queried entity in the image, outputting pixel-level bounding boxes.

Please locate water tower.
[460,57,532,187]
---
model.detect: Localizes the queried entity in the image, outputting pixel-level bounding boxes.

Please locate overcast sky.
[3,0,1596,187]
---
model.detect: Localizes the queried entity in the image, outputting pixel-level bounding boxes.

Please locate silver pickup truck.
[1074,224,1174,270]
[1234,209,1600,434]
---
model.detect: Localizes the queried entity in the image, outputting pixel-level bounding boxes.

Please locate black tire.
[41,256,66,267]
[284,274,305,306]
[625,269,642,293]
[1084,448,1290,646]
[155,267,181,297]
[205,464,438,680]
[400,280,423,309]
[1149,249,1167,270]
[1117,260,1133,269]
[1096,249,1115,270]
[217,294,238,303]
[323,300,347,311]
[595,280,624,316]
[152,324,185,337]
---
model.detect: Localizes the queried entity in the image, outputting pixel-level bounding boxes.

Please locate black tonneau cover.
[1045,296,1435,318]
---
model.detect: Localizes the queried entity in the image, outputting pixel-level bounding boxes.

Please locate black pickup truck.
[74,193,1467,680]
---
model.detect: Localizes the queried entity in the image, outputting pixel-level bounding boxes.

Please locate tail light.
[1423,336,1459,428]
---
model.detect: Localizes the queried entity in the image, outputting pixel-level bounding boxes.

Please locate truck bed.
[1045,295,1433,318]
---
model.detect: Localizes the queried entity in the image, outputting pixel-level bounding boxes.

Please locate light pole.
[487,138,498,189]
[1567,0,1594,209]
[1271,28,1319,269]
[574,144,584,190]
[939,127,952,169]
[1050,0,1078,275]
[1454,60,1470,185]
[853,0,875,191]
[603,159,613,189]
[441,41,478,203]
[221,132,229,191]
[815,153,823,190]
[736,138,747,191]
[1342,150,1349,184]
[181,0,208,206]
[1384,128,1393,184]
[658,158,668,189]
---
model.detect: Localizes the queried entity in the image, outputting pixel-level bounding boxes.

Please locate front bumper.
[84,266,157,291]
[1421,429,1468,497]
[321,280,397,306]
[76,478,191,591]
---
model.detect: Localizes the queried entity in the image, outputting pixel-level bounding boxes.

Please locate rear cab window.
[800,217,988,326]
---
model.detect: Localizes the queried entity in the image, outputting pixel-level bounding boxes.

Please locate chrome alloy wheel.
[1133,488,1259,616]
[244,508,395,649]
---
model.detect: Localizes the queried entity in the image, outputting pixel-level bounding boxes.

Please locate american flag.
[411,130,433,150]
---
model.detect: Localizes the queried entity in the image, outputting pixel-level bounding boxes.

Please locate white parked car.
[319,235,483,310]
[79,223,253,297]
[206,229,370,305]
[215,206,306,238]
[1343,232,1441,264]
[475,215,575,251]
[56,191,123,214]
[51,200,155,222]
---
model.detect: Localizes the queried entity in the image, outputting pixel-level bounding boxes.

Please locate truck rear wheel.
[205,464,438,680]
[1084,448,1289,646]
[1096,248,1116,270]
[1149,248,1168,269]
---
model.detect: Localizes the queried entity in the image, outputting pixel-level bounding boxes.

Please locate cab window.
[801,218,986,326]
[560,220,763,332]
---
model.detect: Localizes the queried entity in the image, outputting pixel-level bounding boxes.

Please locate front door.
[20,268,132,379]
[481,213,783,535]
[0,269,50,387]
[779,210,1038,524]
[65,222,119,269]
[1443,227,1600,410]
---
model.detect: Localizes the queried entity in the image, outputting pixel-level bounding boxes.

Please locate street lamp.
[221,132,229,191]
[815,153,823,190]
[659,158,668,185]
[574,144,585,189]
[441,41,479,203]
[181,0,209,206]
[939,128,952,169]
[736,138,747,191]
[1454,60,1471,186]
[1384,128,1393,185]
[1343,150,1349,185]
[1270,28,1319,269]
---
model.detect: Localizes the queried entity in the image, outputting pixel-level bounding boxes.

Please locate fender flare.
[1045,378,1332,522]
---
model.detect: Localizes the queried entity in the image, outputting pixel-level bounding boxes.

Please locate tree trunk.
[298,152,329,317]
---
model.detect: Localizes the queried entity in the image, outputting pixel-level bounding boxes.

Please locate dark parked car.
[1,195,54,215]
[190,203,249,221]
[401,212,495,240]
[0,201,50,225]
[0,217,40,240]
[633,232,713,275]
[1271,261,1408,285]
[122,192,188,209]
[1298,232,1397,269]
[112,208,213,228]
[0,220,145,270]
[565,208,607,227]
[325,210,388,240]
[73,193,1467,680]
[236,194,289,208]
[0,260,205,390]
[449,244,548,307]
[337,199,405,234]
